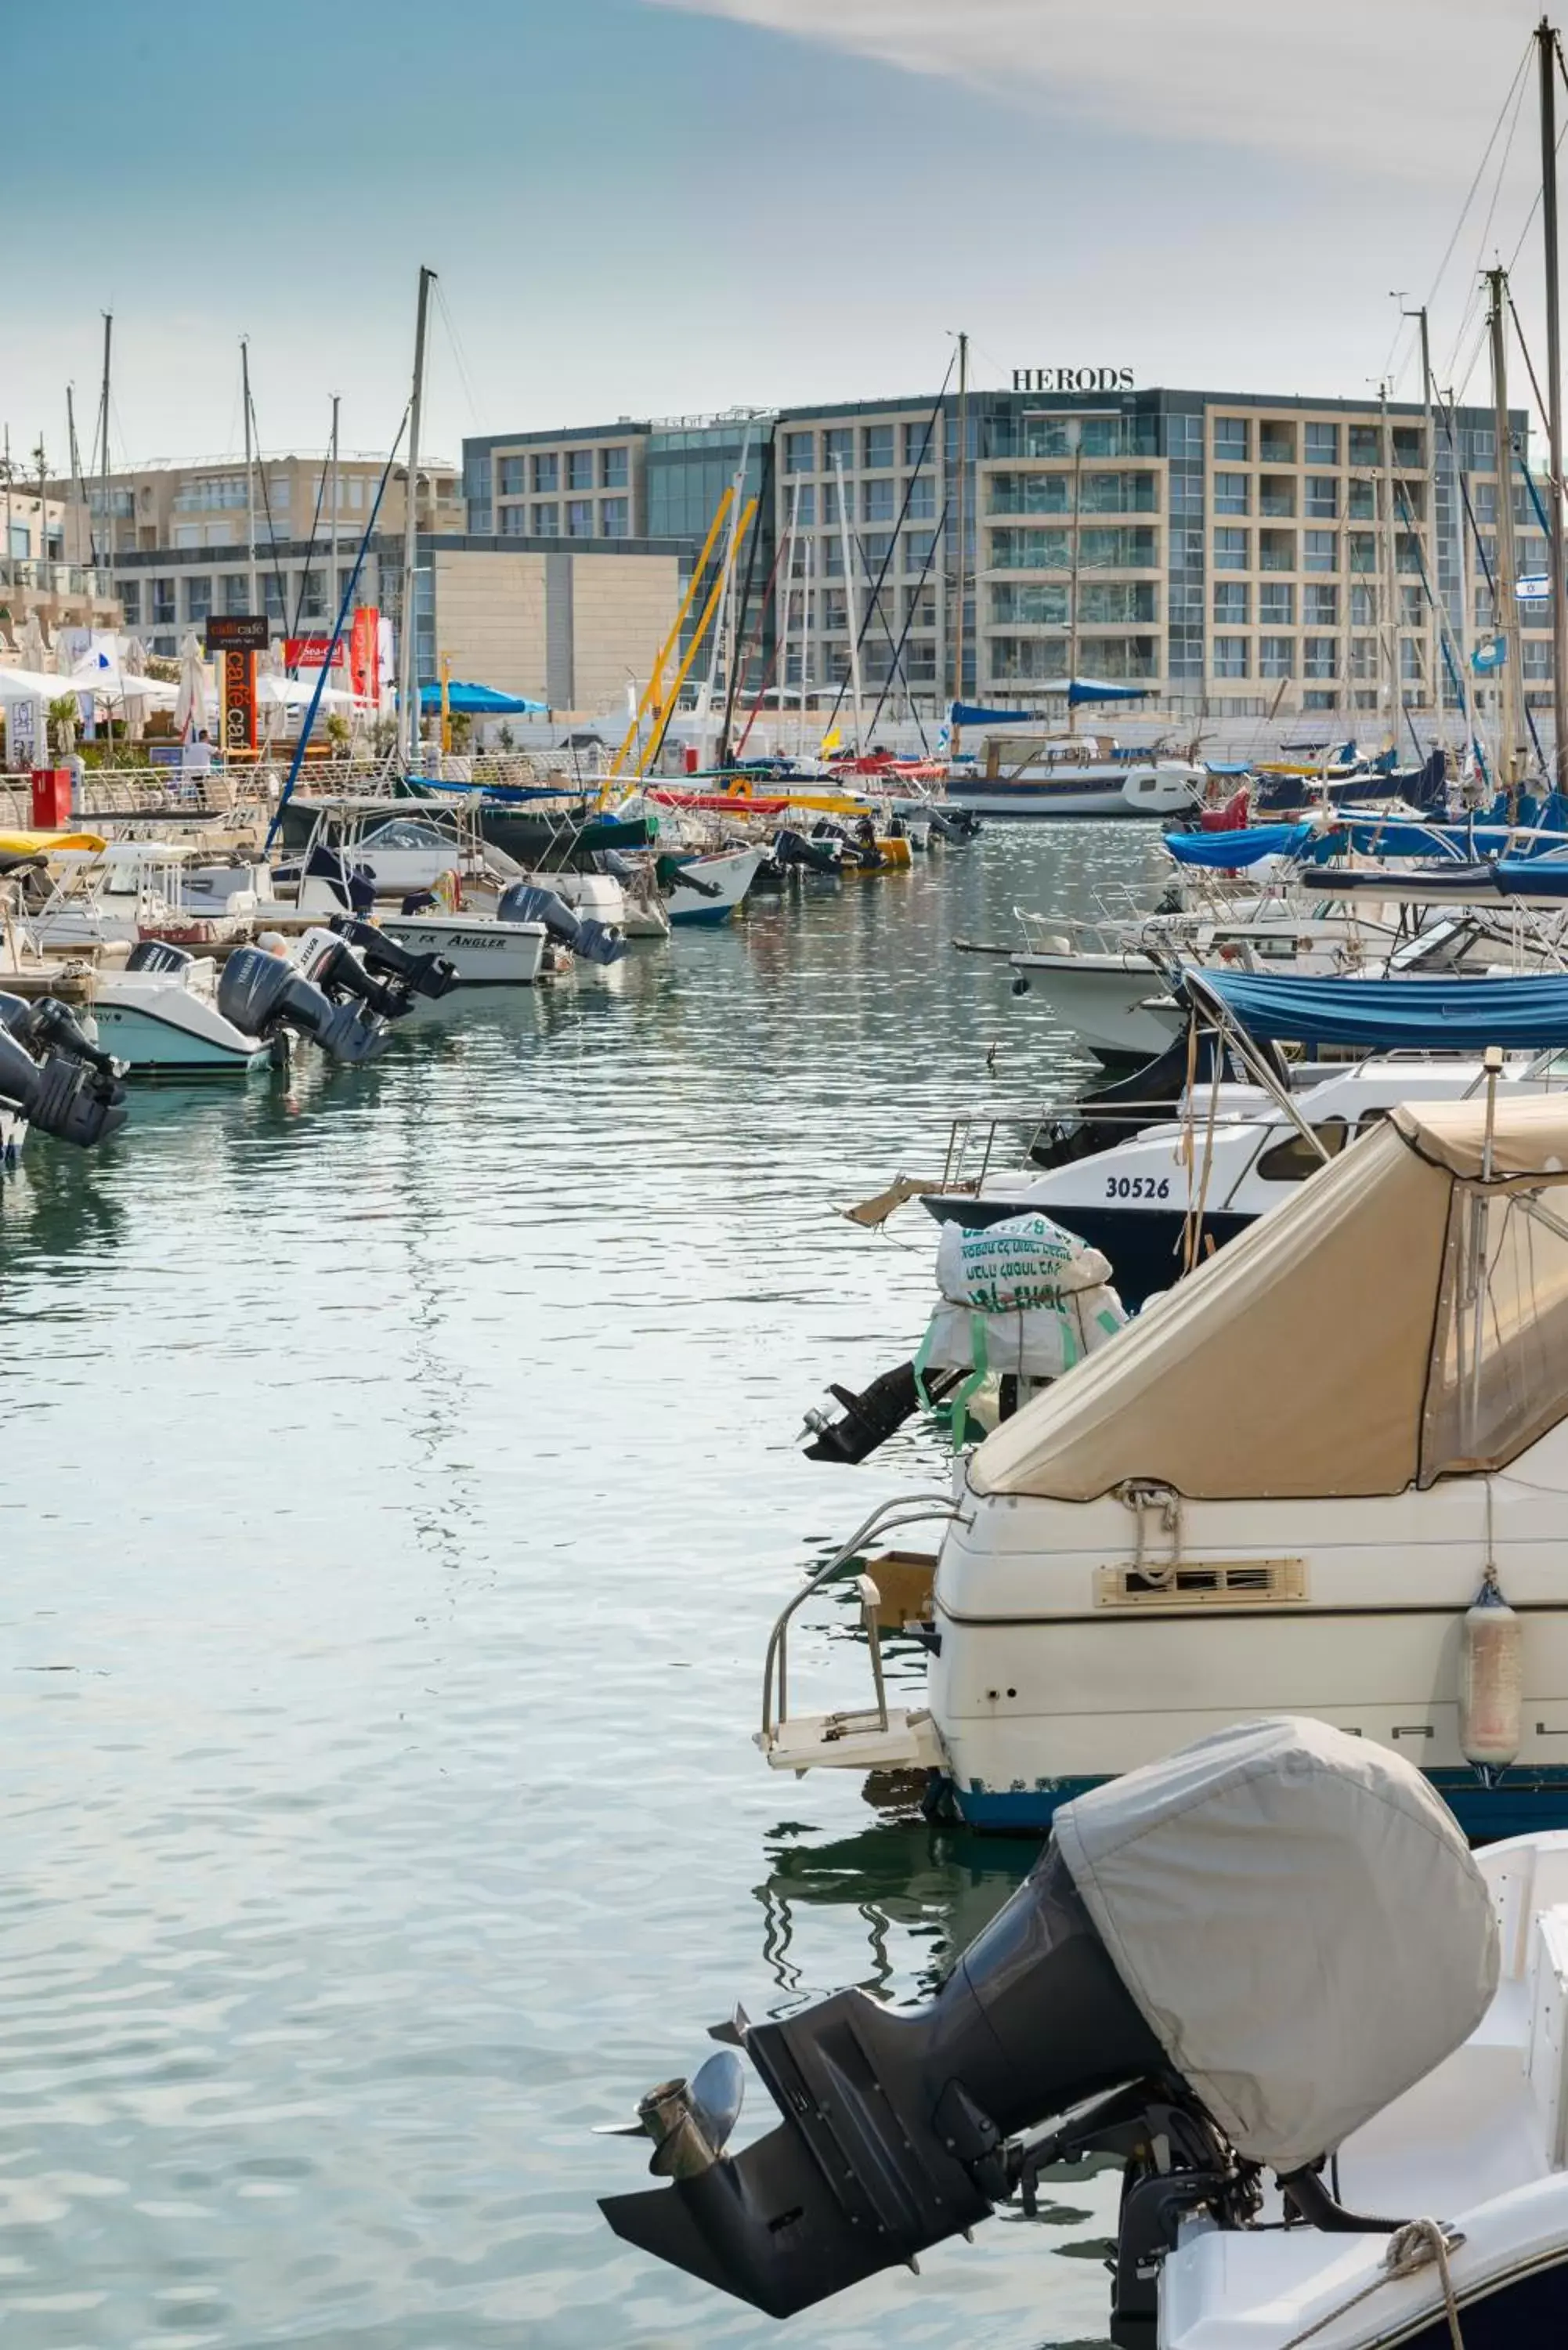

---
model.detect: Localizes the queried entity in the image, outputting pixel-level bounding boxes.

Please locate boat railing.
[761,1493,967,1745]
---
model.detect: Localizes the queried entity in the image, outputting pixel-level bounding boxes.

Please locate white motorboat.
[948,752,1207,821]
[89,942,273,1075]
[603,1716,1568,2348]
[762,1090,1568,1844]
[665,843,766,927]
[23,841,257,953]
[922,1050,1568,1306]
[374,903,547,986]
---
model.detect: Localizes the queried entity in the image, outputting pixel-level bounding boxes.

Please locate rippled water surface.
[0,824,1163,2350]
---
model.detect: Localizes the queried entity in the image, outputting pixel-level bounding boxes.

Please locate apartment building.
[0,484,120,643]
[465,385,1545,721]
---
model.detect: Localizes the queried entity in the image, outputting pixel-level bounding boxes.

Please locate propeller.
[593,2048,746,2181]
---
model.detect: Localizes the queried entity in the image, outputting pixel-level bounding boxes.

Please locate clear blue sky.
[6,0,1562,473]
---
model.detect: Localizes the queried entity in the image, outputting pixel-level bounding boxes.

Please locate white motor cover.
[1053,1717,1498,2174]
[921,1287,1125,1379]
[936,1212,1113,1312]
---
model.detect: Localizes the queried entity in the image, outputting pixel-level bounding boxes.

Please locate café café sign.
[1013,368,1135,392]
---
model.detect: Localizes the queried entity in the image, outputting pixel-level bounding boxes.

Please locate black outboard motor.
[771,826,840,875]
[216,947,391,1065]
[125,939,196,978]
[327,916,458,1001]
[497,882,627,967]
[601,1719,1498,2349]
[0,992,128,1148]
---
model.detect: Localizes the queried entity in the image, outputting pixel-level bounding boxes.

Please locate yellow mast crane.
[637,498,757,779]
[604,486,737,793]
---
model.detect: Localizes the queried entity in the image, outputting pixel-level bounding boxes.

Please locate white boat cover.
[922,1291,1125,1379]
[970,1095,1568,1502]
[1053,1716,1498,2174]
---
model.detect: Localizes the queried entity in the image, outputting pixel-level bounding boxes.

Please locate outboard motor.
[497,882,627,967]
[771,827,840,875]
[125,939,196,978]
[0,991,128,1148]
[216,946,391,1066]
[601,1719,1498,2348]
[294,927,424,1021]
[594,848,641,887]
[327,916,458,1002]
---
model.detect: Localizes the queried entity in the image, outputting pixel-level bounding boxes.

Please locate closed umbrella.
[173,632,210,740]
[121,638,150,743]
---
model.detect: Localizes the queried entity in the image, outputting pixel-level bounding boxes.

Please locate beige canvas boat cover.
[1054,1716,1498,2173]
[970,1094,1568,1502]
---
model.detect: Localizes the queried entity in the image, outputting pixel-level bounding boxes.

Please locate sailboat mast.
[399,266,435,765]
[1067,418,1084,737]
[242,337,258,615]
[834,451,864,747]
[1408,305,1439,738]
[1445,387,1479,762]
[328,393,341,642]
[1488,268,1523,787]
[950,331,969,719]
[66,385,89,569]
[1378,382,1400,740]
[1539,16,1568,793]
[99,313,113,610]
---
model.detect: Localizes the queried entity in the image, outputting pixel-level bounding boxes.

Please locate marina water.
[1,823,1165,2350]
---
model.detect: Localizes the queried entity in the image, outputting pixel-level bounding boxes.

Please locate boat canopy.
[1163,822,1321,868]
[416,680,545,714]
[1055,1717,1496,2172]
[1188,967,1568,1050]
[970,1094,1568,1502]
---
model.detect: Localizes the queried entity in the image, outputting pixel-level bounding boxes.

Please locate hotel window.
[1212,636,1249,677]
[222,573,248,614]
[565,450,594,491]
[822,531,844,574]
[566,499,594,537]
[783,431,815,473]
[152,578,176,625]
[823,427,852,469]
[862,476,894,524]
[600,497,629,537]
[601,446,628,490]
[1347,479,1376,520]
[1392,427,1424,469]
[1213,580,1250,622]
[1304,637,1339,679]
[1304,583,1339,625]
[1351,584,1376,625]
[1469,427,1497,464]
[862,424,894,468]
[1213,472,1249,515]
[1400,584,1425,625]
[1524,638,1552,681]
[1348,425,1380,465]
[184,575,211,622]
[532,501,558,534]
[1305,477,1339,518]
[1259,530,1295,571]
[862,530,894,568]
[904,527,938,572]
[820,480,839,526]
[174,525,202,549]
[1259,581,1294,625]
[1080,580,1157,623]
[992,581,1068,624]
[1214,417,1249,461]
[1304,530,1338,572]
[822,588,848,631]
[905,582,938,626]
[498,504,525,537]
[905,472,935,519]
[905,639,937,682]
[791,484,815,528]
[1214,527,1250,569]
[499,457,526,495]
[1259,635,1295,678]
[117,579,139,624]
[903,420,934,466]
[1396,533,1421,573]
[1259,476,1295,519]
[264,573,285,621]
[1259,422,1295,464]
[300,570,326,620]
[1305,422,1340,465]
[532,454,558,494]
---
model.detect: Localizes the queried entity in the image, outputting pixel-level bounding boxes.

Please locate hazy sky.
[5,0,1563,474]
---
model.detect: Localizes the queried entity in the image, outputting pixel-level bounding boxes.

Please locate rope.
[1277,2218,1466,2350]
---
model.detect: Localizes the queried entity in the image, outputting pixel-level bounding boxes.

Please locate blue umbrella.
[417,679,546,714]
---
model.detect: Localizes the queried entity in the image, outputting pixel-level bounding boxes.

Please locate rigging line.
[1443,56,1535,386]
[287,445,331,651]
[1425,40,1533,314]
[719,428,775,760]
[816,353,956,747]
[247,388,292,641]
[866,501,948,743]
[1505,292,1555,484]
[432,280,486,434]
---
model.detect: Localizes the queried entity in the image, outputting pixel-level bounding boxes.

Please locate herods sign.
[1013,368,1135,392]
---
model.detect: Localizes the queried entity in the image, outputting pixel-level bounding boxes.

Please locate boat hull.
[89,995,270,1075]
[666,845,766,926]
[1011,951,1180,1061]
[376,914,546,986]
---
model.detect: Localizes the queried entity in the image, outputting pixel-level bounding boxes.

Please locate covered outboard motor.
[771,826,840,874]
[594,848,641,886]
[327,916,457,1001]
[600,1719,1497,2347]
[216,947,390,1065]
[125,939,196,978]
[497,882,627,967]
[0,992,128,1148]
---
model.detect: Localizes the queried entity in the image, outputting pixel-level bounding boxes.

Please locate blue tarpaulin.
[1066,677,1154,704]
[950,703,1035,726]
[948,680,1154,724]
[1164,822,1321,868]
[1188,967,1568,1050]
[417,680,546,714]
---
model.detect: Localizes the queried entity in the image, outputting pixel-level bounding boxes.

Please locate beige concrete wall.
[569,553,680,710]
[433,551,550,700]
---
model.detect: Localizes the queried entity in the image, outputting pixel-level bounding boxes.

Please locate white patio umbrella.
[173,632,210,739]
[121,637,150,742]
[18,613,48,673]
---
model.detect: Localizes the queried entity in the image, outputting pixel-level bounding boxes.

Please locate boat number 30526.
[1104,1175,1171,1198]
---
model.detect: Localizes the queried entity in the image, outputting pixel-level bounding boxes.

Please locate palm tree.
[46,695,79,755]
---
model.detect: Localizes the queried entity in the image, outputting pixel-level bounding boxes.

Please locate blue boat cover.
[950,702,1036,726]
[1493,858,1568,898]
[1188,967,1568,1050]
[1164,822,1320,867]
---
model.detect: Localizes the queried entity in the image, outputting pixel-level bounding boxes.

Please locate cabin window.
[1423,1184,1568,1479]
[1255,1120,1349,1183]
